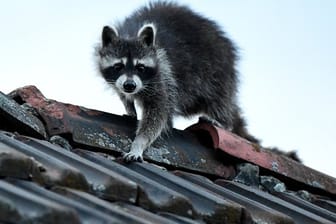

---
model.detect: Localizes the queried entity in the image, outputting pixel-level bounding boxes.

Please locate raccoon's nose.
[123,80,137,93]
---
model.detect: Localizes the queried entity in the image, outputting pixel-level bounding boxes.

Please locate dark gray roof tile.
[51,186,155,224]
[0,140,43,182]
[73,148,196,218]
[312,198,336,213]
[159,212,206,224]
[11,133,138,203]
[8,179,125,224]
[0,132,89,190]
[276,191,336,222]
[216,179,335,224]
[174,170,295,224]
[0,180,80,224]
[114,202,195,224]
[0,91,46,139]
[122,162,253,224]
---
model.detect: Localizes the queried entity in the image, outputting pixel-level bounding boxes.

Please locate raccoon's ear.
[137,23,156,46]
[102,26,118,47]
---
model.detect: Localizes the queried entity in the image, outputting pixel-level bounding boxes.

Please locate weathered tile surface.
[188,122,336,196]
[0,85,335,224]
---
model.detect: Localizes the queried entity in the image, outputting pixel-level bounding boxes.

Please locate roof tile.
[0,132,89,190]
[10,85,236,179]
[51,186,163,224]
[312,198,336,214]
[276,191,336,222]
[12,133,138,203]
[174,170,295,224]
[0,140,43,181]
[216,179,335,224]
[0,85,335,224]
[121,162,252,224]
[188,123,336,196]
[8,179,124,224]
[0,91,46,138]
[73,148,196,218]
[0,180,80,224]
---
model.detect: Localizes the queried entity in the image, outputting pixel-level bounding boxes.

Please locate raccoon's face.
[98,24,158,96]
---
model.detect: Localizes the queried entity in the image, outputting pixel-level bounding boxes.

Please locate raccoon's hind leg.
[231,114,260,144]
[202,104,236,131]
[204,107,259,144]
[199,116,225,128]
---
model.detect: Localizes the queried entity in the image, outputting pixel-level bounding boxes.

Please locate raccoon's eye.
[113,63,124,72]
[136,64,145,73]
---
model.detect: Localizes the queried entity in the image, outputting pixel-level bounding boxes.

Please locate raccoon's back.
[118,2,239,114]
[119,2,237,79]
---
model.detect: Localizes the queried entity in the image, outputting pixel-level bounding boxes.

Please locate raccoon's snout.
[116,74,143,95]
[123,80,137,93]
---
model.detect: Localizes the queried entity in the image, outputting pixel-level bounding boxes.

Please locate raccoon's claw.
[122,151,144,163]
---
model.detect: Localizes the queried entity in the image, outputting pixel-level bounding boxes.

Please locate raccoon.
[96,2,259,162]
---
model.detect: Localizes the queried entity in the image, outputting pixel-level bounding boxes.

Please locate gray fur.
[96,2,258,162]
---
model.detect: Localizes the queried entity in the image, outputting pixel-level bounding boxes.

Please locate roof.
[0,85,335,224]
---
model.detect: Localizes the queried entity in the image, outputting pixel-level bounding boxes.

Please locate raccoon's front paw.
[122,151,144,163]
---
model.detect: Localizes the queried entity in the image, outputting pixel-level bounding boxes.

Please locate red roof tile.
[188,122,336,196]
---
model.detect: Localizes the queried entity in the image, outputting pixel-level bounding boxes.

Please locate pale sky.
[1,0,335,177]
